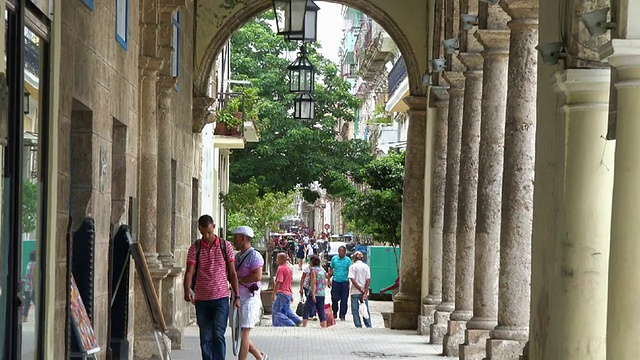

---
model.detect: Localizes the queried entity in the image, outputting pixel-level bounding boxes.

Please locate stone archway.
[193,0,429,98]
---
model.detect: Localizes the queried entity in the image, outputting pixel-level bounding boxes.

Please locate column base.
[443,320,467,356]
[459,329,491,360]
[391,294,420,330]
[430,310,451,344]
[485,338,527,360]
[418,315,430,335]
[133,333,171,360]
[422,304,438,319]
[158,256,176,269]
[519,341,529,360]
[389,311,418,330]
[167,325,183,350]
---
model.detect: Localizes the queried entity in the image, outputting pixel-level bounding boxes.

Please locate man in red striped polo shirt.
[184,215,241,360]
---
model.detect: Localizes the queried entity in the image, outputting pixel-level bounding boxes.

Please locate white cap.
[233,226,254,238]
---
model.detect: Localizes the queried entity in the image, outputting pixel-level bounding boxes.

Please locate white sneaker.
[261,352,269,360]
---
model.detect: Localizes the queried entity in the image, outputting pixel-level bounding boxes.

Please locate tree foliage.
[220,178,296,240]
[23,180,38,234]
[228,13,374,196]
[343,151,406,245]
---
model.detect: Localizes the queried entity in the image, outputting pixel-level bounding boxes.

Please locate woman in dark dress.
[296,240,306,271]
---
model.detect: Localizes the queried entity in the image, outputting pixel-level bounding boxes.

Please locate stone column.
[156,78,176,267]
[460,30,510,360]
[157,77,185,348]
[138,57,164,269]
[601,39,640,360]
[545,69,613,359]
[422,87,449,327]
[443,53,483,357]
[391,96,428,330]
[486,1,538,358]
[430,72,465,344]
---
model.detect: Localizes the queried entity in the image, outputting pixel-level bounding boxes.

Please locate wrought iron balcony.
[388,57,407,99]
[24,36,40,78]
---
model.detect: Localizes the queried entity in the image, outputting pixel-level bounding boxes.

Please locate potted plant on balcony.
[214,109,242,136]
[215,96,244,136]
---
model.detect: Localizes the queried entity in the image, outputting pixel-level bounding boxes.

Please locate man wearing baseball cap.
[232,226,268,360]
[349,251,372,328]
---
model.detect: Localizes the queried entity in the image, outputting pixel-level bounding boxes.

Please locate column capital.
[139,56,165,76]
[430,86,450,108]
[157,76,178,94]
[459,52,484,72]
[442,71,466,94]
[600,39,640,68]
[158,0,185,13]
[499,0,539,21]
[403,95,428,111]
[553,69,611,113]
[475,29,510,55]
[192,96,216,133]
[552,69,611,96]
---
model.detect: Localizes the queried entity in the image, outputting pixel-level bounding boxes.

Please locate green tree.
[228,13,374,198]
[220,178,296,241]
[343,150,406,246]
[22,180,38,234]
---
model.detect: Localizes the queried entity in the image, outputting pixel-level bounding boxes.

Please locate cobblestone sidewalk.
[172,264,455,359]
[171,326,454,360]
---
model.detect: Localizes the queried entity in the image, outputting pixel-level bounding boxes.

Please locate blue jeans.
[272,293,301,327]
[350,294,372,328]
[195,298,230,360]
[331,280,349,319]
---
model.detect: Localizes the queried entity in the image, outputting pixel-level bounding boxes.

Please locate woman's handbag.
[296,294,305,317]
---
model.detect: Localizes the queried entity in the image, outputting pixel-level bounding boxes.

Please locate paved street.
[172,265,455,359]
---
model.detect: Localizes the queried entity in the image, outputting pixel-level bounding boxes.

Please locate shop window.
[116,0,129,50]
[82,0,94,11]
[171,11,180,90]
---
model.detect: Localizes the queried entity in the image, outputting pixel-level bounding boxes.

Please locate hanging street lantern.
[287,45,315,94]
[23,90,30,115]
[285,0,320,43]
[272,0,308,37]
[294,93,315,120]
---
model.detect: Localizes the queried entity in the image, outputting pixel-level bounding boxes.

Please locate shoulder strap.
[191,240,202,291]
[219,238,230,282]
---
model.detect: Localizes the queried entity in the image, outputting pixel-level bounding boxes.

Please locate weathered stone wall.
[169,1,198,337]
[57,0,140,359]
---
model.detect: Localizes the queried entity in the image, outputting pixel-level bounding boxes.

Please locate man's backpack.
[191,237,230,292]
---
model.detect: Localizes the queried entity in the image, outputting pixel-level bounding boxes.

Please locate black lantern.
[287,45,315,93]
[284,0,320,43]
[294,93,315,120]
[272,0,308,37]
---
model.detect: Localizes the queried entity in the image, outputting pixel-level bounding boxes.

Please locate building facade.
[5,0,640,360]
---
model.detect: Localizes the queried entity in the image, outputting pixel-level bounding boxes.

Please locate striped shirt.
[187,237,236,302]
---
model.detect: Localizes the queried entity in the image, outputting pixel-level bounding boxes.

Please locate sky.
[316,2,344,64]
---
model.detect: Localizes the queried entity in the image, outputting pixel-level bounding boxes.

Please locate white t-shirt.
[348,260,371,295]
[307,244,314,256]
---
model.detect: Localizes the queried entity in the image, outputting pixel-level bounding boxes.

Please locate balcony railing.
[388,57,407,98]
[25,36,40,78]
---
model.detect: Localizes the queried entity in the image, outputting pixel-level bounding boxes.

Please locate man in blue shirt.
[329,246,352,320]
